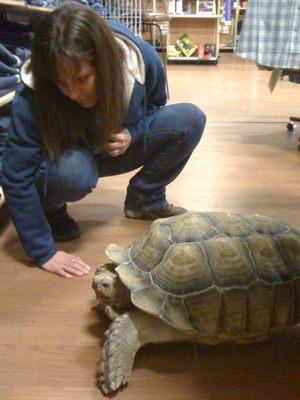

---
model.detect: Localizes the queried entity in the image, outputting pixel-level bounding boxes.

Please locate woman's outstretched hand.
[41,250,91,278]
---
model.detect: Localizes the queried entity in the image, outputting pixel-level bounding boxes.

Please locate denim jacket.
[0,21,167,266]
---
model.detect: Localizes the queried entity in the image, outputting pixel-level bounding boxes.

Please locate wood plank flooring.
[1,53,300,400]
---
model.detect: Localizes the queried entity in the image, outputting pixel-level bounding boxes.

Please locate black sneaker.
[45,206,80,241]
[124,203,187,220]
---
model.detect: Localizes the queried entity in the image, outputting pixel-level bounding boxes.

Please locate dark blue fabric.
[0,129,6,164]
[0,85,17,97]
[0,61,19,76]
[0,13,33,33]
[0,115,11,132]
[0,109,11,179]
[0,22,193,267]
[0,43,19,66]
[26,0,89,7]
[5,46,31,63]
[37,103,205,213]
[0,13,33,61]
[0,31,33,49]
[0,75,19,89]
[27,0,45,5]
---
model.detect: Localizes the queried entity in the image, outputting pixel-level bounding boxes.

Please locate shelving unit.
[219,0,248,52]
[171,14,219,18]
[0,0,50,113]
[232,3,246,51]
[166,0,221,64]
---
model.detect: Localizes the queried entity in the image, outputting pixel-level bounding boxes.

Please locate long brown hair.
[31,1,125,162]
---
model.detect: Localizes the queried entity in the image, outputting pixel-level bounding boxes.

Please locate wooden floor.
[1,53,300,400]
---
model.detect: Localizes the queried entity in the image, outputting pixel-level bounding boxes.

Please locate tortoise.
[92,211,300,394]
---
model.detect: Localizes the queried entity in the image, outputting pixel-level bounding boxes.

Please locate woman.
[1,2,206,278]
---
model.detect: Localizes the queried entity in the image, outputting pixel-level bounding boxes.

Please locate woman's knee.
[178,103,206,147]
[46,147,98,202]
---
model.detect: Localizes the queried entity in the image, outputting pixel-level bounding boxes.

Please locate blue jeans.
[36,103,206,212]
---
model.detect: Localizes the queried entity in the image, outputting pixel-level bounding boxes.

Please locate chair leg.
[143,21,170,99]
[156,24,170,99]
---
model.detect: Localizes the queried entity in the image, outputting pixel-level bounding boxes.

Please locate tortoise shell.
[106,212,300,342]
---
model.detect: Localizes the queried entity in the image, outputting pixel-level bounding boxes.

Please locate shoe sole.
[124,209,158,220]
[52,231,81,242]
[124,209,187,220]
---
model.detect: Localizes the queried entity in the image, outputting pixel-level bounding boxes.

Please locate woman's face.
[55,57,98,108]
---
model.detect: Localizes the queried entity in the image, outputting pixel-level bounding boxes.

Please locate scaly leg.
[99,310,191,394]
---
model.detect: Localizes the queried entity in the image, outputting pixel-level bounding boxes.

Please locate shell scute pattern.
[222,289,247,336]
[246,282,274,335]
[151,242,213,296]
[202,212,256,237]
[293,281,300,321]
[159,211,219,243]
[242,214,290,235]
[116,262,151,291]
[129,224,173,272]
[112,211,300,339]
[200,236,256,288]
[160,294,193,332]
[131,284,167,316]
[274,231,300,275]
[183,288,221,336]
[245,235,295,283]
[271,282,294,328]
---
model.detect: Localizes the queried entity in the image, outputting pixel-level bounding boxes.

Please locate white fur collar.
[20,58,33,89]
[114,33,145,85]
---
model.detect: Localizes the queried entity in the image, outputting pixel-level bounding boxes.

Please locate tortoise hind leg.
[99,310,191,394]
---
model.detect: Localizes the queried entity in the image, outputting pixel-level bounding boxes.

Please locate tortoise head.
[92,264,131,310]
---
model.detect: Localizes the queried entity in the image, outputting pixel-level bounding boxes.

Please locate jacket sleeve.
[1,84,56,266]
[127,41,167,143]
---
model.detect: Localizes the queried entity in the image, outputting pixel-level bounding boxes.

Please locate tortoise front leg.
[99,310,192,394]
[99,311,141,394]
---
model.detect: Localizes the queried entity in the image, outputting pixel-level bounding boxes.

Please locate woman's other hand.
[104,128,132,157]
[41,251,91,278]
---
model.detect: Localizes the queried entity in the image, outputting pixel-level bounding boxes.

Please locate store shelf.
[143,12,170,20]
[168,56,218,63]
[0,91,15,108]
[170,14,220,19]
[219,1,248,53]
[167,0,220,65]
[219,45,234,51]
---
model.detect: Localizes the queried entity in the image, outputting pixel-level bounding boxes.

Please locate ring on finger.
[71,256,76,263]
[114,149,120,156]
